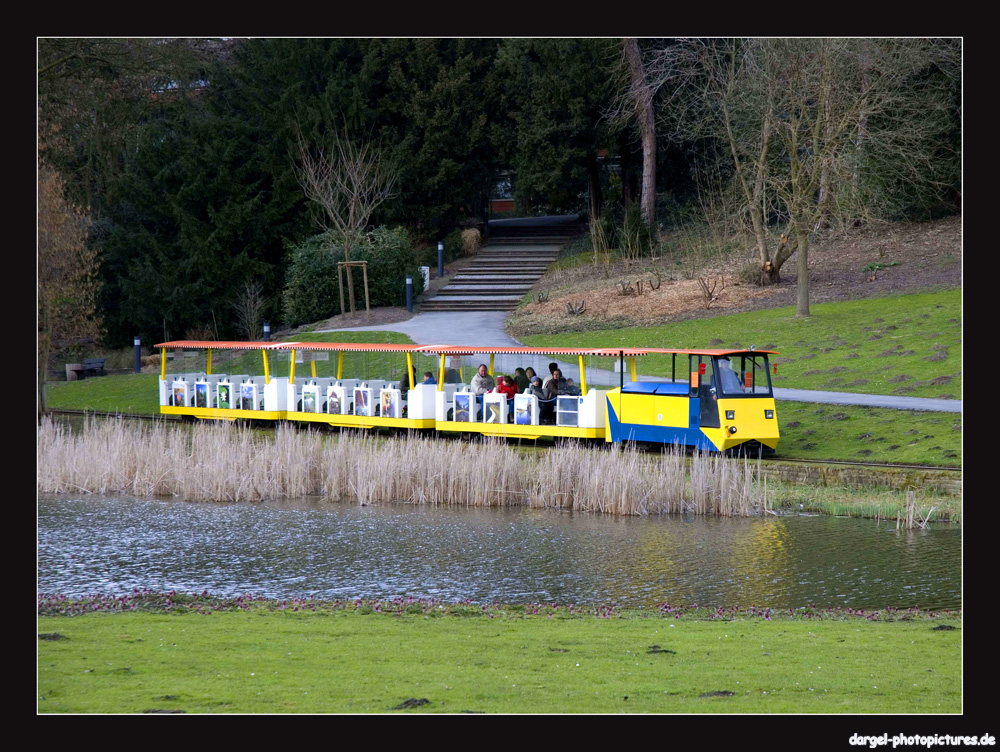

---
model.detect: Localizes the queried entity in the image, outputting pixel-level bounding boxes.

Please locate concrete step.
[473,251,559,256]
[447,284,540,290]
[421,304,520,312]
[422,296,524,304]
[487,235,575,243]
[469,261,556,267]
[453,274,542,281]
[436,288,531,296]
[474,255,560,261]
[463,268,547,274]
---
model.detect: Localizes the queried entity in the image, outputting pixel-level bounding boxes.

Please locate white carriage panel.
[483,393,508,425]
[578,390,607,428]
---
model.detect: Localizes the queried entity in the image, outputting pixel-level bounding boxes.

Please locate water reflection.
[37,495,960,610]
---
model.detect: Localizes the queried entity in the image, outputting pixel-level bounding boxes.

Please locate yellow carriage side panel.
[652,395,691,428]
[617,393,688,428]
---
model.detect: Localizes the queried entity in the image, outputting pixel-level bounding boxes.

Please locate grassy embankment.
[37,595,960,714]
[522,289,961,467]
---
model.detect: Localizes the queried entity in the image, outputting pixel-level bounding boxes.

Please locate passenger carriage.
[281,342,436,430]
[156,340,290,420]
[419,345,630,441]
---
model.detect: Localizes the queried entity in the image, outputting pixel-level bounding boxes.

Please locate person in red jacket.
[494,375,519,402]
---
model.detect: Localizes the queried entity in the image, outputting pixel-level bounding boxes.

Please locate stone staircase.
[420,217,584,312]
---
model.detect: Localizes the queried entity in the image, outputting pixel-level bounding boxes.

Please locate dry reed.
[37,418,770,516]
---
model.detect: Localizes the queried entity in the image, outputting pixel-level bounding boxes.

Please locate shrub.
[354,226,425,306]
[617,202,654,262]
[461,228,481,256]
[736,261,768,286]
[282,227,424,327]
[442,228,464,263]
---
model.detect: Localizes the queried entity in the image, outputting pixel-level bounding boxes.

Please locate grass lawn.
[774,401,960,467]
[46,373,162,416]
[37,605,960,714]
[521,289,961,401]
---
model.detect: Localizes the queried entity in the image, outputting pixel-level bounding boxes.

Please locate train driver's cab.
[712,354,773,399]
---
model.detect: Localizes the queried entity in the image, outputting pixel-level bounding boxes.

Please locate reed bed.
[37,418,770,517]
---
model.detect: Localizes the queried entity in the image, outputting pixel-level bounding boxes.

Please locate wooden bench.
[72,358,106,379]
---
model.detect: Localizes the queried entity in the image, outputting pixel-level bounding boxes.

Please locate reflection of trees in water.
[38,497,960,609]
[570,515,793,607]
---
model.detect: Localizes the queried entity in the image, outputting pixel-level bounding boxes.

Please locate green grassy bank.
[521,289,961,401]
[38,597,960,714]
[774,401,960,467]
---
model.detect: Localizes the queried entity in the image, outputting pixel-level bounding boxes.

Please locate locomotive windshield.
[715,354,772,397]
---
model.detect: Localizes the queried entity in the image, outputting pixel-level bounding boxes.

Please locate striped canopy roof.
[156,341,777,356]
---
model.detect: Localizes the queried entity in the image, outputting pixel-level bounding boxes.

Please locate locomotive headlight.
[765,410,774,419]
[726,410,735,420]
[728,426,737,435]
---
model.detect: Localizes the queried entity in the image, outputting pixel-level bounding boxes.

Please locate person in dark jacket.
[526,377,545,400]
[544,369,567,399]
[513,367,529,393]
[542,362,559,389]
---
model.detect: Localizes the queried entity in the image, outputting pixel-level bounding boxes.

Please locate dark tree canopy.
[38,38,960,346]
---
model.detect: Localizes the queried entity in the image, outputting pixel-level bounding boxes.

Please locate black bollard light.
[134,337,142,374]
[406,275,413,312]
[263,321,271,341]
[437,241,444,279]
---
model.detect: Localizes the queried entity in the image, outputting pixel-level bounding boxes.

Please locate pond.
[37,495,961,611]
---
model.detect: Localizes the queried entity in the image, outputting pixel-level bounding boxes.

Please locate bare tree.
[294,128,398,317]
[233,279,266,340]
[652,38,960,316]
[38,159,99,418]
[622,39,657,231]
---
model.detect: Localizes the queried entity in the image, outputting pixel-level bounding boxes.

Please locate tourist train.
[156,340,780,454]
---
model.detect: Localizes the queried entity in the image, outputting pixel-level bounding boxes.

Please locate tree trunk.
[38,313,49,419]
[344,241,357,316]
[346,266,357,316]
[795,228,810,317]
[588,153,603,219]
[765,232,799,284]
[623,38,656,230]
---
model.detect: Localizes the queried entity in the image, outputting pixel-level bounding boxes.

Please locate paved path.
[318,311,517,347]
[770,388,960,413]
[317,213,960,413]
[317,313,961,413]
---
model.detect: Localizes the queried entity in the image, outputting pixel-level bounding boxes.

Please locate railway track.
[43,409,961,474]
